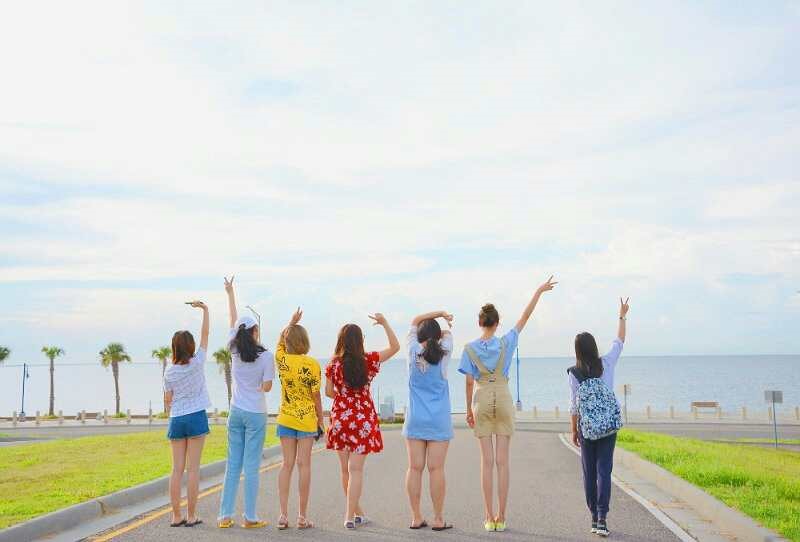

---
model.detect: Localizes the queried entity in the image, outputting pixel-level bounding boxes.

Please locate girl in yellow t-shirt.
[275,308,322,530]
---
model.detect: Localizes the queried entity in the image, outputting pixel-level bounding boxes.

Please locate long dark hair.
[230,325,266,363]
[335,324,367,389]
[417,319,445,365]
[575,332,603,378]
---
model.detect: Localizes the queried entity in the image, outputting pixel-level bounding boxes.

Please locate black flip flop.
[185,519,203,527]
[170,519,186,527]
[410,520,429,529]
[432,522,453,531]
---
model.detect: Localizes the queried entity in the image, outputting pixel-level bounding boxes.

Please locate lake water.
[1,355,797,417]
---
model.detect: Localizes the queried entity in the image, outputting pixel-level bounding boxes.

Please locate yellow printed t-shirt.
[275,342,321,433]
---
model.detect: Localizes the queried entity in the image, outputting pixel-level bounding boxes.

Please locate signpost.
[622,384,631,423]
[765,390,783,448]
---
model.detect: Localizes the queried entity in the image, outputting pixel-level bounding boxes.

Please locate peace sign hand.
[619,297,630,318]
[537,275,558,294]
[224,275,235,294]
[290,307,303,326]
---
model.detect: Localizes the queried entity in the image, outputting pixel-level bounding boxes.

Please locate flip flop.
[432,522,453,531]
[185,519,203,527]
[170,519,186,527]
[217,518,234,529]
[410,520,429,529]
[242,520,268,529]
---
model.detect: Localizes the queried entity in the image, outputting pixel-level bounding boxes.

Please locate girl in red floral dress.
[325,313,400,529]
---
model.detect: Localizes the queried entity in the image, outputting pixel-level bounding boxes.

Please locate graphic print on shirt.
[275,345,321,432]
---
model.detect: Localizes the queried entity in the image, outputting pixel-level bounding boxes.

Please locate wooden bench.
[691,401,720,419]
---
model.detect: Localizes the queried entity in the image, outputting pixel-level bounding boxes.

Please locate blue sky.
[1,1,799,366]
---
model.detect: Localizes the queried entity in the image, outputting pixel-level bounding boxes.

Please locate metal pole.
[20,363,27,418]
[772,400,778,449]
[624,387,628,424]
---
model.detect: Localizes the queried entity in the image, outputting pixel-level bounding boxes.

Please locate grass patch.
[0,424,278,529]
[617,429,800,541]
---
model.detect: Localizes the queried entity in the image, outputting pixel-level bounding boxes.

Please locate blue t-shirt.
[458,328,519,379]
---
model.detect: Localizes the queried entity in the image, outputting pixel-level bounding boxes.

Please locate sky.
[0,1,798,368]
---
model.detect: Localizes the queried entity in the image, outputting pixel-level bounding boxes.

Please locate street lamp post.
[20,363,30,419]
[245,305,261,329]
[515,347,522,411]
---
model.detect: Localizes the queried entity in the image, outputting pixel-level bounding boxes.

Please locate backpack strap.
[567,365,589,384]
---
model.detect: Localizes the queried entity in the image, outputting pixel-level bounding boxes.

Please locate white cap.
[228,315,258,341]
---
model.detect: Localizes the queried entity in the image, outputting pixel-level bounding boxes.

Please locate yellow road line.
[90,448,323,542]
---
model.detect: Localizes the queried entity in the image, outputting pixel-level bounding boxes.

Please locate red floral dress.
[325,351,383,455]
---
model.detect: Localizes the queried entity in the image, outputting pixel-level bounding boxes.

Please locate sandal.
[185,519,203,527]
[170,519,187,527]
[432,521,453,531]
[494,519,506,532]
[217,518,234,529]
[297,515,314,529]
[344,519,356,530]
[410,520,428,529]
[484,520,496,531]
[277,514,290,530]
[242,519,268,529]
[355,515,370,526]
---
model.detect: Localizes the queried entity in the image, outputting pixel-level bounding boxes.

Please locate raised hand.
[290,307,303,325]
[620,297,630,318]
[537,275,558,294]
[442,312,454,329]
[368,313,388,326]
[224,275,235,294]
[188,300,208,310]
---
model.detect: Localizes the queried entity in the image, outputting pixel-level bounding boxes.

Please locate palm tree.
[151,346,171,412]
[213,348,233,407]
[0,346,9,363]
[41,346,65,416]
[99,343,131,415]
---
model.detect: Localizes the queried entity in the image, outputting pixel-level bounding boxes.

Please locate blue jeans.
[579,432,617,519]
[218,407,267,522]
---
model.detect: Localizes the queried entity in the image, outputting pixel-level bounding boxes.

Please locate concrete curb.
[0,445,284,542]
[614,445,787,542]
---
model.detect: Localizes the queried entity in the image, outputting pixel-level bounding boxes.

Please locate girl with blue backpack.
[568,297,629,538]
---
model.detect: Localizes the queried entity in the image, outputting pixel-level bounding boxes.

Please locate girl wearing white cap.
[217,276,275,529]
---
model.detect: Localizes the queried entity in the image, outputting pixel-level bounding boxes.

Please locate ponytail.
[417,319,445,365]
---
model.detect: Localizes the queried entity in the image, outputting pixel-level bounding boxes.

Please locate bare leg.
[337,451,364,516]
[296,437,314,519]
[169,439,187,524]
[405,439,427,527]
[427,440,450,528]
[185,435,206,523]
[495,435,511,523]
[278,438,298,520]
[346,453,367,522]
[478,436,495,522]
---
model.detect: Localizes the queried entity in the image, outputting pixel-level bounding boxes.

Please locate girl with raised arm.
[404,310,455,531]
[568,298,629,538]
[325,313,400,529]
[164,300,211,528]
[217,277,275,529]
[459,276,557,532]
[275,307,322,530]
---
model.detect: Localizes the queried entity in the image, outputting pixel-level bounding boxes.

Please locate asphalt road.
[85,429,680,542]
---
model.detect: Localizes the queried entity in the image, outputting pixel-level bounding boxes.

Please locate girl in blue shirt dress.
[404,310,455,531]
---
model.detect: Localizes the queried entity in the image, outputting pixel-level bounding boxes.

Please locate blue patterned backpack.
[568,366,623,440]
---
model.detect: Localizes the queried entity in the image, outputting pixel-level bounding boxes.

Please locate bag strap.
[567,365,589,384]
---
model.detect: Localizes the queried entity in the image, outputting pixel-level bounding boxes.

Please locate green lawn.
[0,425,278,529]
[617,429,800,541]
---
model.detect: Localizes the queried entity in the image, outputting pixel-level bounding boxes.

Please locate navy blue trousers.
[578,432,617,519]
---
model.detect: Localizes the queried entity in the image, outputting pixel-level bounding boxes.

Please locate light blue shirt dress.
[403,326,454,441]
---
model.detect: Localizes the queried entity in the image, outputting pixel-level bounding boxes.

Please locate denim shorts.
[167,410,210,440]
[276,423,317,439]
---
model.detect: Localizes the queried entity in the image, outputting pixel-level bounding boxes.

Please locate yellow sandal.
[217,518,235,529]
[242,519,268,529]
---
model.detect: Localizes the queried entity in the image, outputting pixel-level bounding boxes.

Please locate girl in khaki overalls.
[458,276,557,532]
